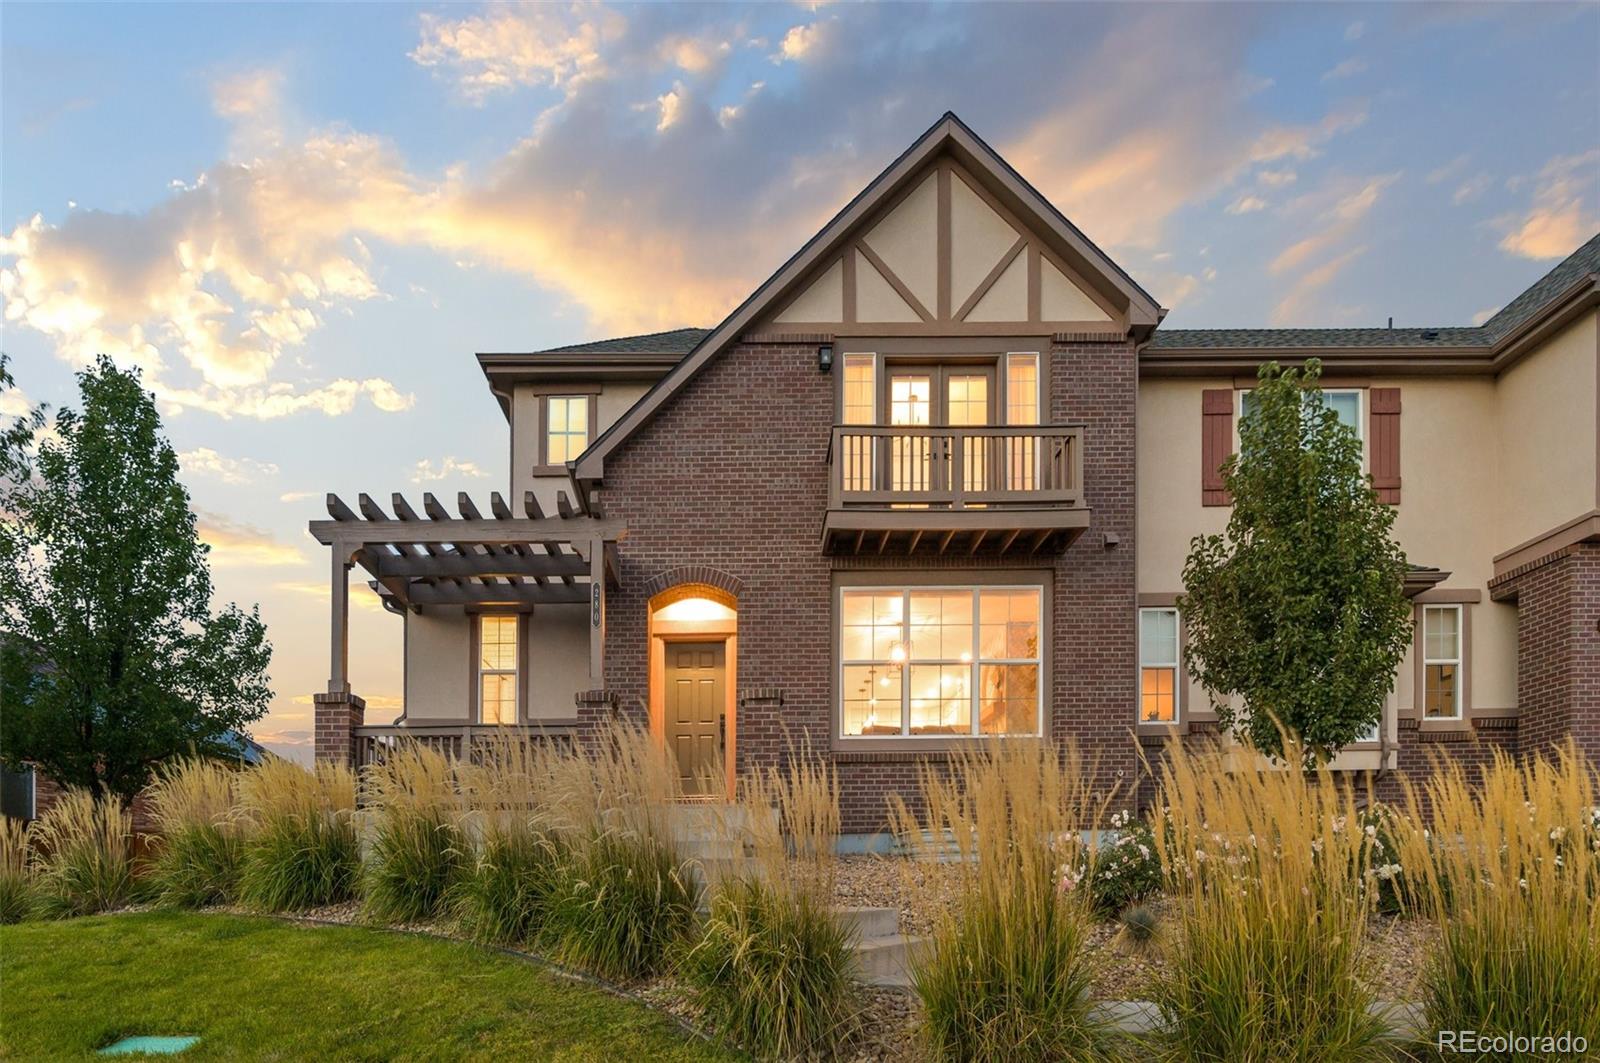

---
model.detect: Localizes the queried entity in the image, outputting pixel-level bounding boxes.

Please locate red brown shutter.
[1201,389,1233,506]
[1370,387,1401,504]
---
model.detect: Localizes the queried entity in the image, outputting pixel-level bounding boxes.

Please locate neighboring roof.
[574,111,1163,481]
[1148,233,1600,360]
[523,327,711,357]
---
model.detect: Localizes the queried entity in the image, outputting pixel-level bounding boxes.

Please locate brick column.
[1491,542,1600,761]
[736,688,785,777]
[313,691,365,767]
[574,689,625,733]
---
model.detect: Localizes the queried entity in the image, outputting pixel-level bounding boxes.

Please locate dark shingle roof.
[533,327,710,356]
[1481,232,1600,340]
[1147,326,1488,350]
[1150,233,1599,351]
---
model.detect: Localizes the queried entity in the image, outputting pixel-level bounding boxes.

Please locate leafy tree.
[0,355,272,804]
[1178,360,1411,764]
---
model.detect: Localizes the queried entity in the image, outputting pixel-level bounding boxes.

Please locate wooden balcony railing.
[828,424,1085,509]
[352,723,577,771]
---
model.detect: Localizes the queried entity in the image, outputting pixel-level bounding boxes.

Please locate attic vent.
[1419,329,1439,340]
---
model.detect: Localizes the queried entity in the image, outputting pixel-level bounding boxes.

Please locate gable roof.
[528,327,712,356]
[574,112,1163,481]
[1147,233,1600,368]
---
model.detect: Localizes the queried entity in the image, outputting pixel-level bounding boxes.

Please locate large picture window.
[1239,387,1364,457]
[840,585,1042,737]
[478,614,518,725]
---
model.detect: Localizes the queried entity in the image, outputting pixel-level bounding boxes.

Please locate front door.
[664,641,725,795]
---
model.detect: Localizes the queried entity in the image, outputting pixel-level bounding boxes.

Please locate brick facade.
[313,691,365,766]
[593,337,1140,832]
[1491,542,1600,762]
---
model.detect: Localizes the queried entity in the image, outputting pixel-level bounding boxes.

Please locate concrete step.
[834,906,899,941]
[853,933,928,988]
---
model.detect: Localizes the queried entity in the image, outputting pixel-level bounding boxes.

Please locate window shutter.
[1201,389,1233,506]
[1370,387,1401,504]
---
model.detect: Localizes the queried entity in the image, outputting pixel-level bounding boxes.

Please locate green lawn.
[0,912,739,1061]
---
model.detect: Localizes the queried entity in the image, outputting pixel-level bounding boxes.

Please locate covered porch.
[308,489,625,767]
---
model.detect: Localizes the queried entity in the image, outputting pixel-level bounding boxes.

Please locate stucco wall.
[527,603,591,721]
[1495,311,1598,552]
[403,608,471,721]
[510,381,651,511]
[1136,374,1518,719]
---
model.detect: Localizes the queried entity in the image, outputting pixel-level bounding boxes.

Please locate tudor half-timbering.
[312,113,1600,829]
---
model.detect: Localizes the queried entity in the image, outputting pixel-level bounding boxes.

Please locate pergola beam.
[404,582,590,606]
[310,516,625,545]
[367,552,589,580]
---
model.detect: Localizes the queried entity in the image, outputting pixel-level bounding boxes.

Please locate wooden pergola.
[308,490,626,694]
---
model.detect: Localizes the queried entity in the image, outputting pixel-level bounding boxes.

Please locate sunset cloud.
[411,456,489,483]
[196,512,304,567]
[1497,150,1599,260]
[411,3,626,101]
[179,447,280,484]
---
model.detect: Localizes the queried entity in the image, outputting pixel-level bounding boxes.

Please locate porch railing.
[352,723,578,770]
[828,424,1085,509]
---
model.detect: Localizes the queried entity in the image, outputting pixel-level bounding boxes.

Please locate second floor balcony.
[823,424,1090,554]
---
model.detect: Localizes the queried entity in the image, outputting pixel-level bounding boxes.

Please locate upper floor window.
[842,354,876,425]
[478,614,518,725]
[1423,605,1463,719]
[1239,388,1364,456]
[544,395,590,466]
[1006,353,1040,425]
[1139,607,1179,722]
[840,585,1042,738]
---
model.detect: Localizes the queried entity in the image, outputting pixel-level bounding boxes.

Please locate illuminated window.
[1139,608,1179,723]
[1006,353,1040,490]
[840,586,1041,738]
[840,354,876,492]
[478,614,518,725]
[545,396,590,465]
[1423,605,1462,719]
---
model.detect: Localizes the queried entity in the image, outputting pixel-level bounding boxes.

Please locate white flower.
[1550,827,1566,842]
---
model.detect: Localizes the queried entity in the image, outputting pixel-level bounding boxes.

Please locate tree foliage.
[0,355,272,804]
[1178,360,1411,764]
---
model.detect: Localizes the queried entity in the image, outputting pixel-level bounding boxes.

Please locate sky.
[3,2,1597,761]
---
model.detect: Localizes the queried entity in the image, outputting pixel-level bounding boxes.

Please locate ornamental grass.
[1393,741,1600,1060]
[237,758,359,912]
[361,742,468,923]
[145,758,245,908]
[31,789,139,918]
[684,750,861,1059]
[1,815,37,923]
[889,740,1112,1062]
[450,733,570,946]
[539,724,696,981]
[1148,737,1390,1062]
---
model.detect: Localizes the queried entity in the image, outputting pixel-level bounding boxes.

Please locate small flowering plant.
[1057,809,1163,917]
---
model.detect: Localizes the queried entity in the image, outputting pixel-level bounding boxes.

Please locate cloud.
[411,456,489,483]
[1322,58,1368,81]
[410,3,626,101]
[1497,150,1599,260]
[1,381,34,419]
[279,490,317,503]
[1470,306,1500,326]
[1270,172,1398,275]
[1273,245,1368,325]
[1225,194,1267,215]
[1256,169,1297,188]
[3,4,1379,364]
[275,577,387,613]
[1248,99,1368,165]
[1345,20,1365,41]
[291,692,402,710]
[774,21,831,63]
[1451,173,1493,206]
[1427,154,1470,184]
[178,446,280,484]
[196,511,304,566]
